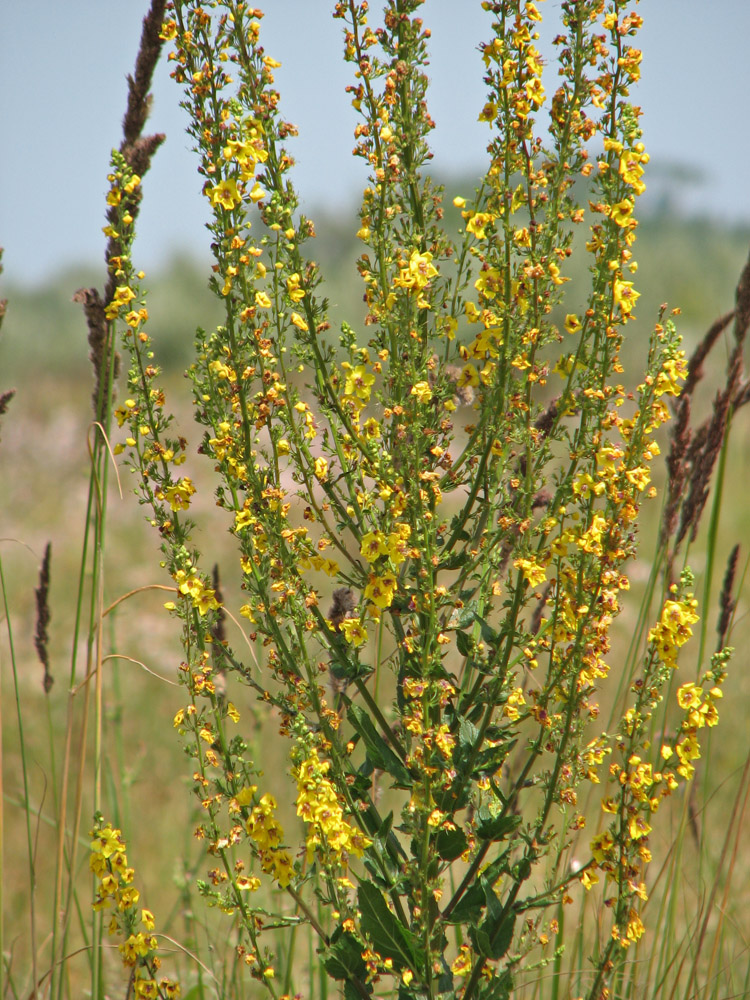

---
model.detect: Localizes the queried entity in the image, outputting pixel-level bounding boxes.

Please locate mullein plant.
[92,2,742,999]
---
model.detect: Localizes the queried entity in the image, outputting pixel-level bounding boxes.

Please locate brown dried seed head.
[328,587,356,629]
[716,543,740,651]
[34,543,53,693]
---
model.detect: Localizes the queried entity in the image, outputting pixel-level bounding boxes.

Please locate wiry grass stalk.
[0,556,39,998]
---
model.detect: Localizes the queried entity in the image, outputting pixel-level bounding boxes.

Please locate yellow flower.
[465,300,481,323]
[648,595,699,668]
[514,557,546,587]
[91,824,126,859]
[625,909,645,944]
[235,785,257,806]
[577,512,607,555]
[364,573,397,609]
[619,149,646,193]
[590,830,614,863]
[581,869,599,891]
[612,277,640,318]
[654,353,687,396]
[314,457,328,481]
[105,285,137,319]
[478,101,497,123]
[134,978,158,999]
[525,75,545,107]
[610,198,634,227]
[207,178,241,210]
[344,364,375,402]
[410,381,433,404]
[159,19,178,40]
[466,212,494,239]
[362,417,381,439]
[386,525,410,565]
[236,875,261,891]
[119,931,156,966]
[177,574,221,615]
[628,815,651,841]
[286,273,305,302]
[162,477,196,512]
[625,465,651,491]
[248,181,266,202]
[393,250,438,292]
[451,945,472,976]
[340,617,368,647]
[360,530,387,562]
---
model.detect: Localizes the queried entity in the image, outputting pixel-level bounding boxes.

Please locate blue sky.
[2,1,749,284]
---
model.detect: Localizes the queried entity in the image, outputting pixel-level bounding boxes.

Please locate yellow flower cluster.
[90,821,180,997]
[393,249,438,293]
[513,555,547,588]
[295,748,371,863]
[158,476,196,512]
[206,118,268,211]
[244,792,294,887]
[647,593,699,669]
[173,568,221,616]
[360,525,411,566]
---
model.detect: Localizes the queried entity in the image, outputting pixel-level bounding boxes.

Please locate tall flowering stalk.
[100,2,736,999]
[90,817,181,999]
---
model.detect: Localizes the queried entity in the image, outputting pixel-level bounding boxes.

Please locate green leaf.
[476,809,521,842]
[348,769,374,802]
[325,929,371,988]
[445,881,485,925]
[475,614,499,646]
[377,810,394,839]
[345,983,369,1000]
[482,969,514,1000]
[348,704,411,786]
[439,549,469,570]
[473,885,516,961]
[436,825,467,862]
[398,988,430,1000]
[452,603,479,629]
[448,518,471,543]
[330,639,373,683]
[362,851,395,890]
[358,882,420,973]
[458,717,479,749]
[482,878,503,925]
[512,856,531,881]
[456,629,473,657]
[470,924,493,960]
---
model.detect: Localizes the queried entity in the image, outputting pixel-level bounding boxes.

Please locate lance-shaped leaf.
[358,882,421,973]
[348,703,411,787]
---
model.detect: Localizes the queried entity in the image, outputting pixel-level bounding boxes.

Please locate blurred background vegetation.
[4,169,750,380]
